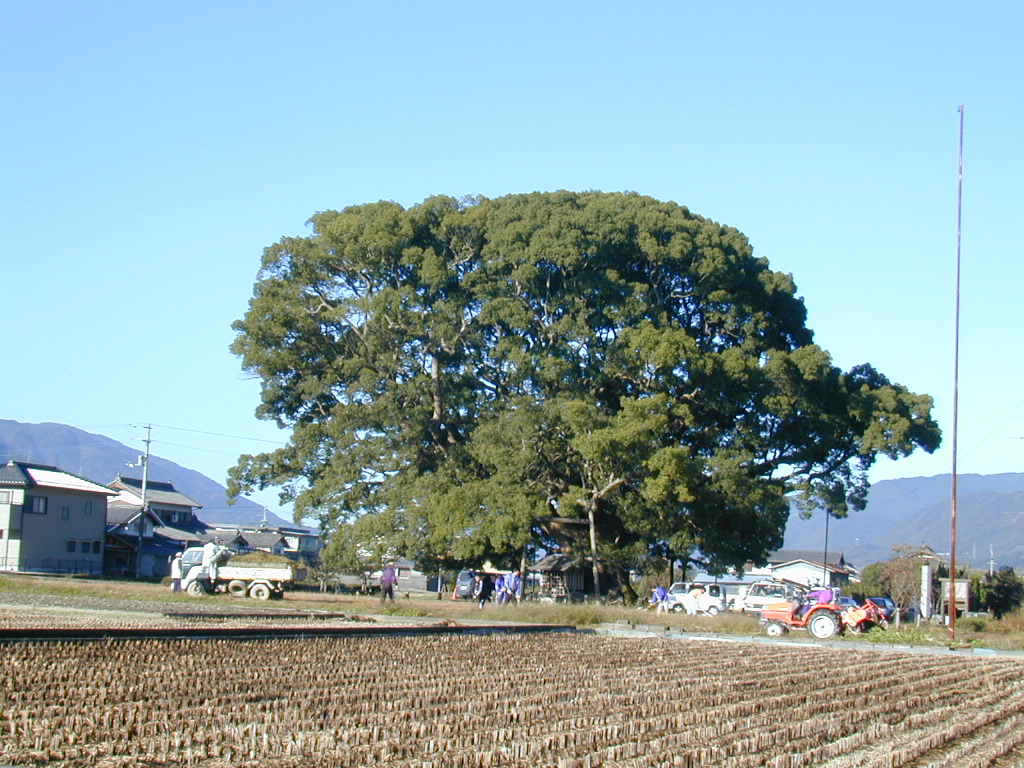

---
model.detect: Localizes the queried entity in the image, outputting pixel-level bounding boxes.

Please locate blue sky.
[3,2,1022,520]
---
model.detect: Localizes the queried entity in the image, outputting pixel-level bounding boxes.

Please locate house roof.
[109,476,202,508]
[0,461,115,495]
[106,501,165,527]
[241,531,288,549]
[533,554,581,572]
[198,531,248,546]
[767,549,849,568]
[153,525,209,544]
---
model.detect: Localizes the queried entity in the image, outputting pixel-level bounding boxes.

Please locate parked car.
[666,582,729,615]
[836,595,859,611]
[867,596,897,621]
[454,570,476,599]
[734,582,801,615]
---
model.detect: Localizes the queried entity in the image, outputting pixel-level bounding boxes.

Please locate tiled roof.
[242,531,287,549]
[0,462,31,485]
[153,527,207,545]
[767,549,847,567]
[110,476,202,508]
[534,554,579,572]
[106,502,165,527]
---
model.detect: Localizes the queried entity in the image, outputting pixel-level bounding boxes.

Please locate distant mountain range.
[782,472,1024,570]
[0,419,291,528]
[2,419,1021,570]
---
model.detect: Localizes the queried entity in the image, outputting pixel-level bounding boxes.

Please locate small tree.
[983,567,1024,620]
[879,545,935,626]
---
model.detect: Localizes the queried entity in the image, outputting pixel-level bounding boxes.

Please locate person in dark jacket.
[473,573,494,609]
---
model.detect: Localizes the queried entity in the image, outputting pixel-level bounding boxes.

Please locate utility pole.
[949,105,964,642]
[135,424,152,579]
[821,510,831,587]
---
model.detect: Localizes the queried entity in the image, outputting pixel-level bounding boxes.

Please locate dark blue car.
[867,596,897,621]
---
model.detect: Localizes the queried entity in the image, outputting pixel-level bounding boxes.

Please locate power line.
[150,424,287,446]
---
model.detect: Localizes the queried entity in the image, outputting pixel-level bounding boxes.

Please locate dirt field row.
[3,629,1024,768]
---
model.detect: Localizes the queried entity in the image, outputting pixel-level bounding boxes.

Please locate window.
[61,507,70,521]
[92,541,101,554]
[26,496,47,514]
[67,541,76,553]
[84,501,93,516]
[0,490,10,504]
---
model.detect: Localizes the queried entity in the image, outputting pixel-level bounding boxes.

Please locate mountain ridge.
[2,419,1021,568]
[782,473,1024,570]
[0,419,291,528]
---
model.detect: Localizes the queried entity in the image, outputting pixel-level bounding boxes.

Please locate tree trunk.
[587,502,601,600]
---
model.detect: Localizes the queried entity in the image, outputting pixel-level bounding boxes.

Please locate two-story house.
[0,461,114,574]
[211,518,322,566]
[747,549,857,589]
[106,475,205,578]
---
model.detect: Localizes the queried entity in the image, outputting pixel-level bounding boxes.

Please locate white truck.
[180,546,297,600]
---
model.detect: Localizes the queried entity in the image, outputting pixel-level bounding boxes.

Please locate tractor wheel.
[808,611,839,639]
[185,580,206,596]
[764,621,787,638]
[249,583,271,600]
[227,580,248,597]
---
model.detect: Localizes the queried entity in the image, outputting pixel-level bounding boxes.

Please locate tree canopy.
[228,191,940,576]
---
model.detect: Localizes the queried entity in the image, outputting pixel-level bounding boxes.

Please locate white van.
[666,582,729,615]
[734,582,800,615]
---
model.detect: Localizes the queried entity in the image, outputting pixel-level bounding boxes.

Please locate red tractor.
[759,593,888,639]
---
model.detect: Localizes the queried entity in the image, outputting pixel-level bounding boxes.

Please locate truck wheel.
[250,583,271,600]
[706,606,719,616]
[227,580,248,597]
[764,621,787,637]
[671,604,684,613]
[186,580,206,596]
[808,611,839,639]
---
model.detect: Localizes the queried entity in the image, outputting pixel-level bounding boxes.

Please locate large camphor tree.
[228,191,940,591]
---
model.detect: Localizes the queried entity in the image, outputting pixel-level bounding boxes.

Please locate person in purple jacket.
[798,586,835,616]
[501,569,523,604]
[380,561,399,603]
[650,585,670,613]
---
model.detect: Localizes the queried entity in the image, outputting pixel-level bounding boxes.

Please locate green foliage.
[853,561,887,601]
[861,625,943,646]
[982,567,1024,620]
[959,615,989,633]
[229,191,940,574]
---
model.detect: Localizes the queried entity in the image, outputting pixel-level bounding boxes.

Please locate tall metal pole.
[822,511,830,587]
[949,105,964,641]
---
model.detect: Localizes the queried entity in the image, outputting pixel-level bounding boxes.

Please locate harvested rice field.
[3,632,1024,768]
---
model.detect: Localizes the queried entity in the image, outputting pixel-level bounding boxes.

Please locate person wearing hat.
[170,552,183,593]
[380,560,399,603]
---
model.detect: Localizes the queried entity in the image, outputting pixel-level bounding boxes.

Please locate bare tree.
[881,544,931,627]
